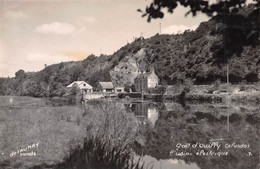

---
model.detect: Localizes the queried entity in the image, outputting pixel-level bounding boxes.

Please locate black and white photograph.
[0,0,259,169]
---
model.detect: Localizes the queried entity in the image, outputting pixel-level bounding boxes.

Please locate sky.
[0,0,210,77]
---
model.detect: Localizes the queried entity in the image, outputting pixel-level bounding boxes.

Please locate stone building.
[134,68,158,92]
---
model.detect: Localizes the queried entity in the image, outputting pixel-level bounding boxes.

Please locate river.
[126,101,260,169]
[0,96,259,169]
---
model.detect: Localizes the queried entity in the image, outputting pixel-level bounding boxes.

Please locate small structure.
[84,92,104,100]
[134,68,159,92]
[67,81,93,93]
[114,86,125,94]
[97,82,114,93]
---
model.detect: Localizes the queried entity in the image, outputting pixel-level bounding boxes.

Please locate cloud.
[162,25,198,35]
[75,16,97,33]
[79,16,97,24]
[77,27,87,34]
[35,22,76,35]
[4,11,28,19]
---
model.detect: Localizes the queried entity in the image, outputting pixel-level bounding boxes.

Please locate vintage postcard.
[0,0,259,169]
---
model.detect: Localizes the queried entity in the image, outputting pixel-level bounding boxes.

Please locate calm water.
[126,101,260,169]
[1,96,259,169]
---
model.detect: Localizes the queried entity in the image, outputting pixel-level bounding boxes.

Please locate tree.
[70,64,85,82]
[139,0,259,22]
[21,79,43,97]
[71,83,79,95]
[140,1,260,64]
[15,69,26,79]
[0,78,7,95]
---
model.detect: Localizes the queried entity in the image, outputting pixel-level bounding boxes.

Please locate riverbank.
[0,97,138,169]
[118,84,260,104]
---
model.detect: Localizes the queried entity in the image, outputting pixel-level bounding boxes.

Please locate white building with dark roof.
[67,81,93,93]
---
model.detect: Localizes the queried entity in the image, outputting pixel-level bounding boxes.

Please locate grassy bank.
[0,96,48,107]
[0,97,139,169]
[51,137,144,169]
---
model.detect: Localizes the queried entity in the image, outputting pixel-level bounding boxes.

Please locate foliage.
[140,1,260,77]
[148,85,166,95]
[54,100,146,169]
[124,84,136,93]
[0,5,259,97]
[54,137,145,169]
[139,0,260,22]
[15,69,26,79]
[52,100,143,169]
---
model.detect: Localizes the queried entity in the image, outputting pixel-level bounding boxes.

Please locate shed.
[97,82,114,93]
[115,86,125,94]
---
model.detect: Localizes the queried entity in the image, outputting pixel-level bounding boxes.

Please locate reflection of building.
[132,103,159,127]
[147,108,159,127]
[67,81,93,93]
[134,103,148,116]
[134,68,159,92]
[97,82,114,93]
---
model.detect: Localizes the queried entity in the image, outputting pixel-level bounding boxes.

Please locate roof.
[67,81,93,89]
[135,72,152,79]
[99,82,114,89]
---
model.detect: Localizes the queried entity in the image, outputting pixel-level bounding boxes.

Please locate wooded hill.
[0,5,259,97]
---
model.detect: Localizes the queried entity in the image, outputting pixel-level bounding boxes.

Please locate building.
[134,68,159,92]
[97,82,114,93]
[67,81,93,93]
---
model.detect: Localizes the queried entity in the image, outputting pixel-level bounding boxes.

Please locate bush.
[54,137,145,169]
[52,100,143,169]
[148,85,166,95]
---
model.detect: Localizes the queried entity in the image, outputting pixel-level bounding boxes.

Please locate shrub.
[54,137,145,169]
[148,85,166,95]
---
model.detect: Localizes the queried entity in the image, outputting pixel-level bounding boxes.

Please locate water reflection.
[126,101,260,169]
[147,107,159,127]
[135,155,200,169]
[126,102,160,127]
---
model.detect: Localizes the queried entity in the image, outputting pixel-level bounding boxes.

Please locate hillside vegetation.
[0,5,259,97]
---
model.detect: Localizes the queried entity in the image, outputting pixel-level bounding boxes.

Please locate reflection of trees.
[133,103,260,169]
